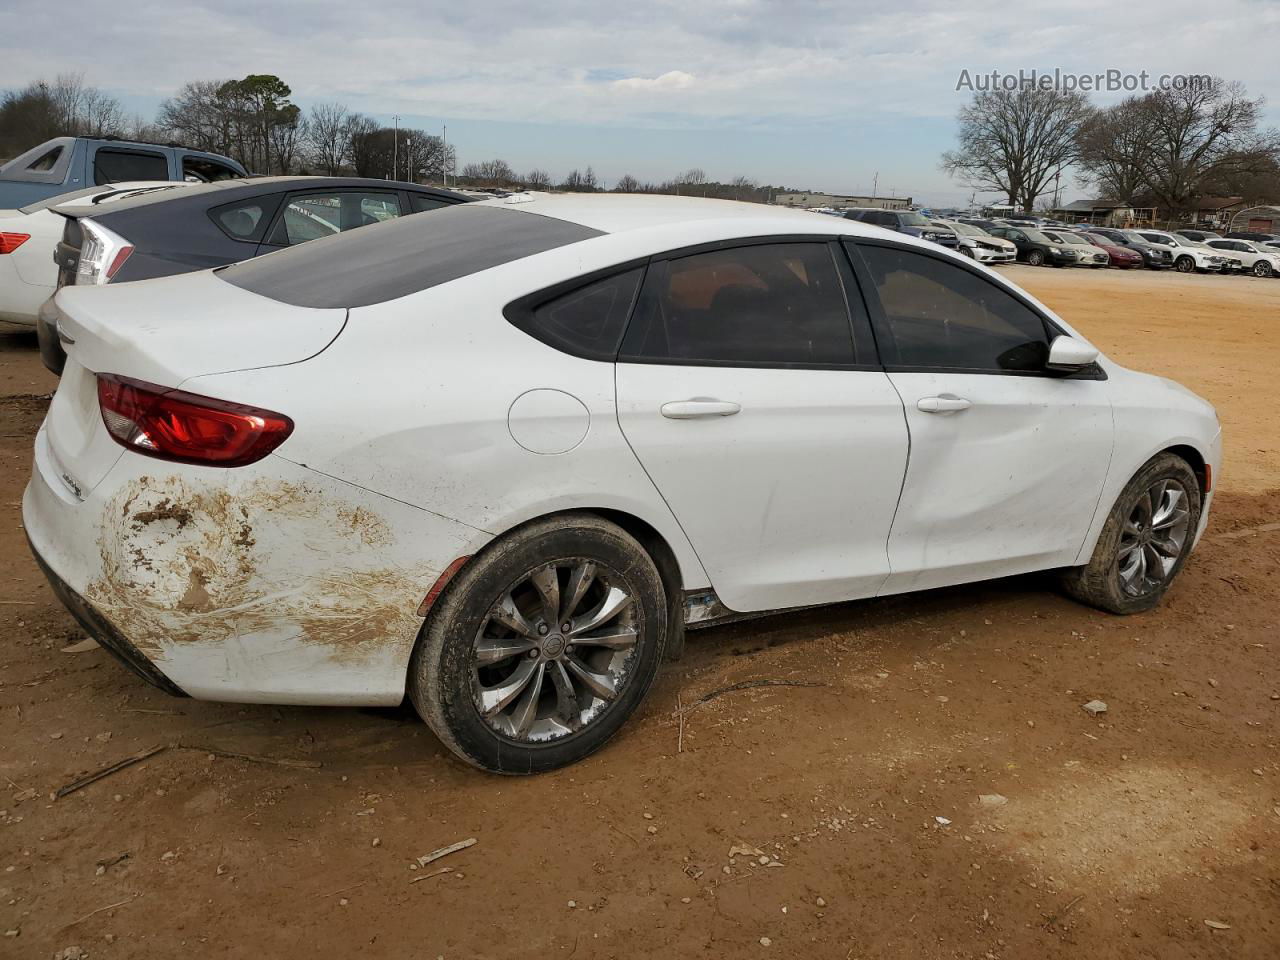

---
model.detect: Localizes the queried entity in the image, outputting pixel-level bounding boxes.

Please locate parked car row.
[3,140,1225,774]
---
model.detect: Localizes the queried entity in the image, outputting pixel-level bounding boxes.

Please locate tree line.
[941,77,1280,216]
[0,73,800,201]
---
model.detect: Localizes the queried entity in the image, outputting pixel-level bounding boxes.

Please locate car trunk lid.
[46,270,345,497]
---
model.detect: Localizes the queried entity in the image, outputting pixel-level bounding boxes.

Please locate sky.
[3,0,1279,206]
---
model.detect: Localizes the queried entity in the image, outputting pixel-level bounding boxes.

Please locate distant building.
[1048,199,1155,226]
[774,192,913,210]
[1189,197,1246,227]
[1228,205,1280,234]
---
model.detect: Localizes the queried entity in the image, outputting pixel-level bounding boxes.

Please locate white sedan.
[24,195,1221,773]
[0,182,193,326]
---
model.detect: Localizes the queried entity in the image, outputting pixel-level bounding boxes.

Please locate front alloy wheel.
[1116,478,1192,598]
[1254,260,1273,278]
[1061,453,1202,614]
[1175,256,1195,273]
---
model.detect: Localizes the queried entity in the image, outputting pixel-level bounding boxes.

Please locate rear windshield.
[218,204,604,308]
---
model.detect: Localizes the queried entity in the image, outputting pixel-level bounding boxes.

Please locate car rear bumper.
[23,419,478,707]
[27,532,187,696]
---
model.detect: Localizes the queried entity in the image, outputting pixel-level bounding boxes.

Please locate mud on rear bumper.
[27,534,187,697]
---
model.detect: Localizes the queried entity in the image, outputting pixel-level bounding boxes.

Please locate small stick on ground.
[56,745,168,799]
[179,744,322,769]
[680,679,828,714]
[1043,894,1085,931]
[415,837,476,867]
[64,894,140,928]
[677,692,684,753]
[321,881,367,899]
[409,866,454,884]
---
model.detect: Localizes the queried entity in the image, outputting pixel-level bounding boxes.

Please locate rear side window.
[621,242,857,366]
[27,146,63,171]
[212,201,271,241]
[94,149,168,184]
[856,244,1051,372]
[506,268,644,361]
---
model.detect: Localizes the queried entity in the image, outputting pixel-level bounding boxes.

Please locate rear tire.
[409,513,668,774]
[1061,453,1202,614]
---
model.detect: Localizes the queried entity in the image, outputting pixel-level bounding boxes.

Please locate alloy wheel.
[471,560,640,743]
[1116,478,1192,598]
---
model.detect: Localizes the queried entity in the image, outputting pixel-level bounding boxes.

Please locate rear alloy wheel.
[1254,260,1274,278]
[409,513,667,773]
[1061,453,1201,614]
[1027,250,1045,266]
[1175,256,1196,273]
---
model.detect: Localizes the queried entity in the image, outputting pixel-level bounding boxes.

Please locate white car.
[1134,230,1232,274]
[934,220,1016,263]
[1204,238,1280,277]
[0,182,193,326]
[24,195,1221,773]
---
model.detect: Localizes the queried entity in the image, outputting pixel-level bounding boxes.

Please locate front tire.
[1027,250,1045,266]
[1254,261,1273,278]
[409,513,668,774]
[1061,453,1202,614]
[1175,256,1196,273]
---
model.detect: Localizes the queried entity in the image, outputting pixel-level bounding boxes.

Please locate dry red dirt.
[1,267,1278,959]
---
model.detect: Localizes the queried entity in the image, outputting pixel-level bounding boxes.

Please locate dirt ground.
[1,266,1278,960]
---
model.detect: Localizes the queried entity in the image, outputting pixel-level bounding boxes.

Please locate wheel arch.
[1162,443,1209,497]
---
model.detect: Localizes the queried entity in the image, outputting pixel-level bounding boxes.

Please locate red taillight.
[96,374,293,467]
[105,244,134,280]
[0,232,30,254]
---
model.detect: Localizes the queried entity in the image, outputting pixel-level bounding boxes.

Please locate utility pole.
[442,124,448,187]
[391,114,400,181]
[872,171,878,203]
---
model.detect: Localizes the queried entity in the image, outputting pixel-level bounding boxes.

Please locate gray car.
[37,176,472,373]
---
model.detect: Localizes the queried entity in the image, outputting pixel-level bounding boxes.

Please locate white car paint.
[23,194,1221,708]
[1134,230,1231,273]
[0,182,192,326]
[1204,239,1280,275]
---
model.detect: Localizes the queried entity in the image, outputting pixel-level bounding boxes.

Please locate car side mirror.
[1046,335,1099,372]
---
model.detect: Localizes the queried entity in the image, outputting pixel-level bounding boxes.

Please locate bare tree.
[157,80,236,156]
[0,74,124,156]
[524,168,553,190]
[1075,99,1153,202]
[306,102,351,175]
[582,166,598,191]
[1134,79,1277,218]
[560,168,585,190]
[729,174,757,201]
[346,113,381,177]
[614,174,640,192]
[941,88,1091,211]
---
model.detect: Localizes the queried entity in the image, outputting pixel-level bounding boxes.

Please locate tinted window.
[182,156,241,182]
[858,244,1051,372]
[213,202,269,240]
[94,149,168,184]
[508,268,644,361]
[268,191,401,246]
[410,194,452,213]
[621,242,856,365]
[220,205,603,309]
[27,146,63,171]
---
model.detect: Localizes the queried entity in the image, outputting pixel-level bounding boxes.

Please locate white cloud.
[612,70,696,92]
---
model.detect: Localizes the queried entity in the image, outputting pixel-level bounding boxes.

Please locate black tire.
[1027,250,1045,266]
[1061,453,1202,615]
[1175,256,1195,273]
[409,513,668,774]
[1254,261,1273,278]
[959,245,976,259]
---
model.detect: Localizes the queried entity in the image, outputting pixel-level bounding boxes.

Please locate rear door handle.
[917,395,972,414]
[660,398,742,419]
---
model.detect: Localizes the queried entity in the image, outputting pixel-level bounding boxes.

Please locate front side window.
[182,155,241,182]
[621,242,857,366]
[857,244,1052,373]
[93,149,168,184]
[268,191,402,246]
